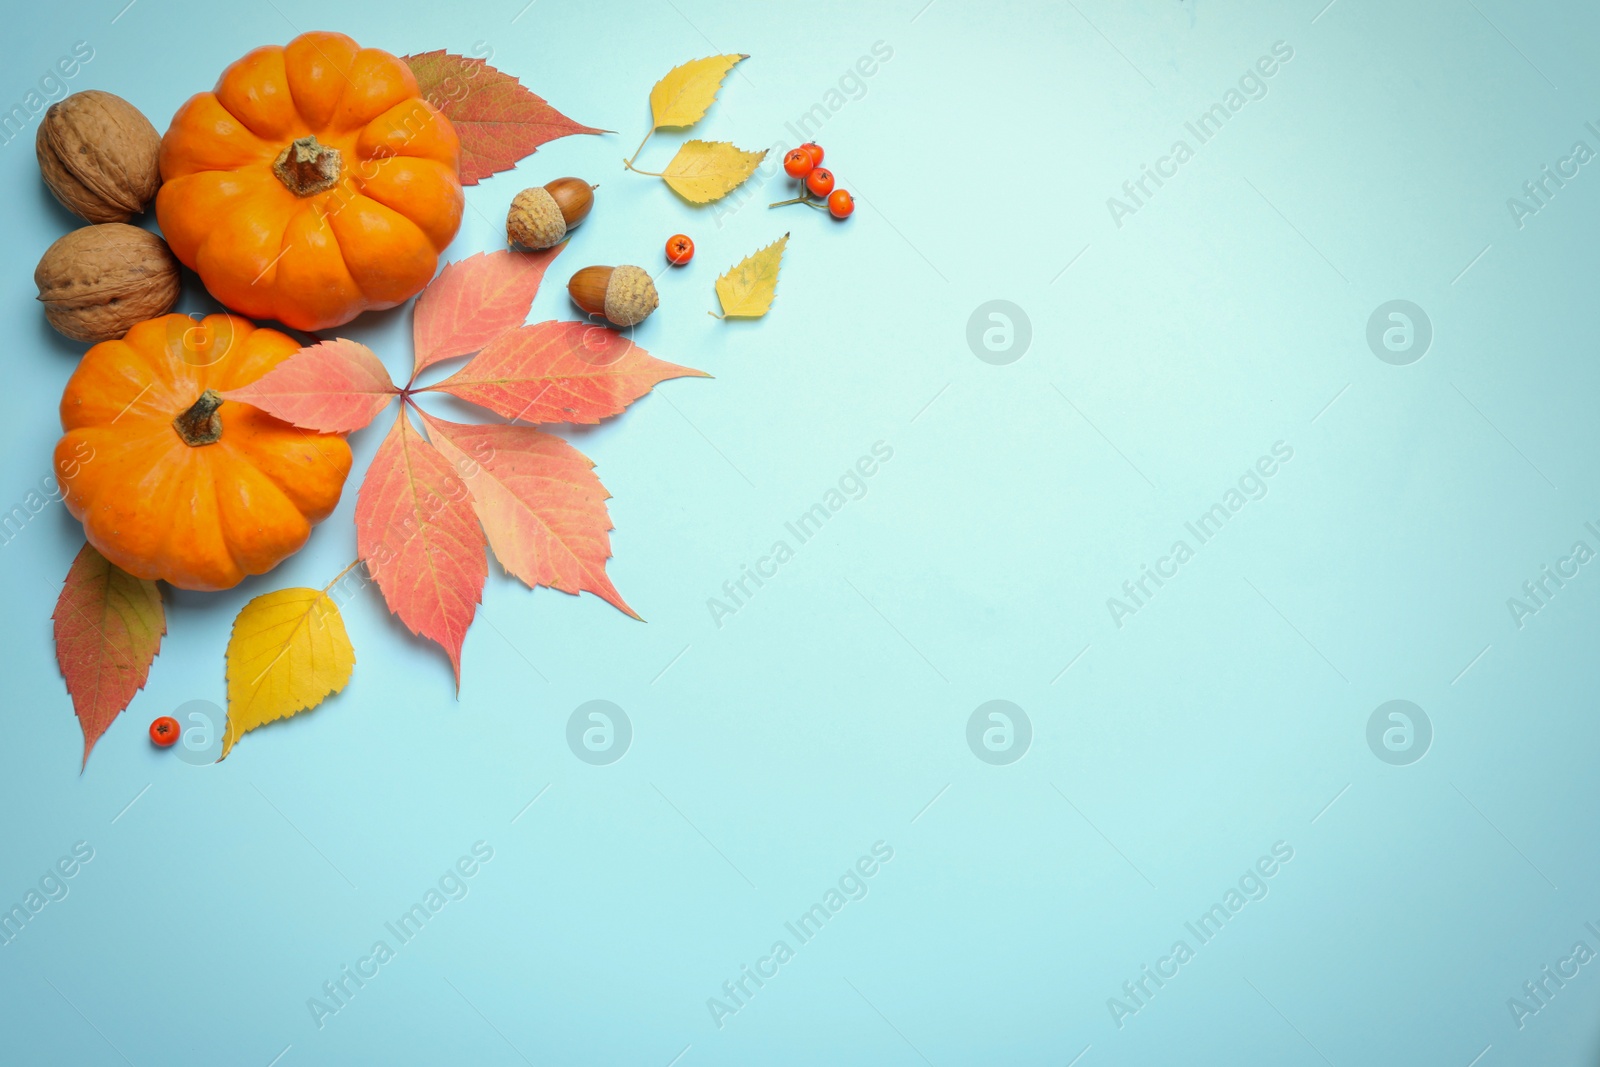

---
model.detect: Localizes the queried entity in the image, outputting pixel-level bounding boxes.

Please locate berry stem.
[768,194,813,208]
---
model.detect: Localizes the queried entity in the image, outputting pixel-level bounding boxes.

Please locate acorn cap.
[507,187,566,250]
[603,265,658,327]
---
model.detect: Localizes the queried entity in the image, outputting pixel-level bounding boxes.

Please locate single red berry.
[801,143,824,167]
[828,189,855,218]
[665,233,695,265]
[149,716,180,748]
[783,148,814,178]
[806,167,835,197]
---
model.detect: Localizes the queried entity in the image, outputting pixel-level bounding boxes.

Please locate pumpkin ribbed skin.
[156,31,463,331]
[55,314,353,591]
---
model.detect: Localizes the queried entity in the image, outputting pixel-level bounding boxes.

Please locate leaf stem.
[623,160,664,177]
[321,559,362,594]
[623,128,654,169]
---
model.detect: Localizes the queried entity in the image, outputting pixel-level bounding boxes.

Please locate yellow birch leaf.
[649,54,747,130]
[714,234,789,319]
[661,140,767,203]
[223,588,355,758]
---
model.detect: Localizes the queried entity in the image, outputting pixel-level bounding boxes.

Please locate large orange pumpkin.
[156,31,463,331]
[55,314,353,591]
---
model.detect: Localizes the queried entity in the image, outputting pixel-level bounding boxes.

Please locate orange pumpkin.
[156,31,463,331]
[55,314,353,591]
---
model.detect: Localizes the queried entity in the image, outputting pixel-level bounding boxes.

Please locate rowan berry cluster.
[771,142,854,219]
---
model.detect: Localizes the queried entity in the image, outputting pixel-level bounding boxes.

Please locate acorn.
[507,177,596,250]
[568,265,658,327]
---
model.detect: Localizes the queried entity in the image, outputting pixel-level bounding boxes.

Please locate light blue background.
[4,0,1600,1063]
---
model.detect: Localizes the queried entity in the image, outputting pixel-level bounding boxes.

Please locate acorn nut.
[35,224,181,343]
[568,265,658,328]
[507,177,596,250]
[36,90,162,224]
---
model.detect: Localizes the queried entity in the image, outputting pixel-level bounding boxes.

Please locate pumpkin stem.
[173,389,224,447]
[273,135,342,197]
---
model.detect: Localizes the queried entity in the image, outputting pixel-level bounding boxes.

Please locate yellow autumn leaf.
[661,140,767,203]
[714,234,789,319]
[222,588,354,757]
[649,54,747,130]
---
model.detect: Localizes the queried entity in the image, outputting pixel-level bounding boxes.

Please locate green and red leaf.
[53,543,165,767]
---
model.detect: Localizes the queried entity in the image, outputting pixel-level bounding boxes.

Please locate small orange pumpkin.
[156,31,463,331]
[55,314,353,591]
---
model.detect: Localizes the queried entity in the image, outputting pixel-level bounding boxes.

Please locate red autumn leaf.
[53,543,165,768]
[404,51,605,185]
[222,339,397,434]
[421,413,638,619]
[411,247,566,384]
[425,321,708,425]
[355,411,486,686]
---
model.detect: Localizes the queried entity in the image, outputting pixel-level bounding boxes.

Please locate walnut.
[35,224,181,343]
[36,90,162,224]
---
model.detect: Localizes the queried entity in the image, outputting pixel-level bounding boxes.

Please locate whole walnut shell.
[36,91,162,224]
[36,224,181,343]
